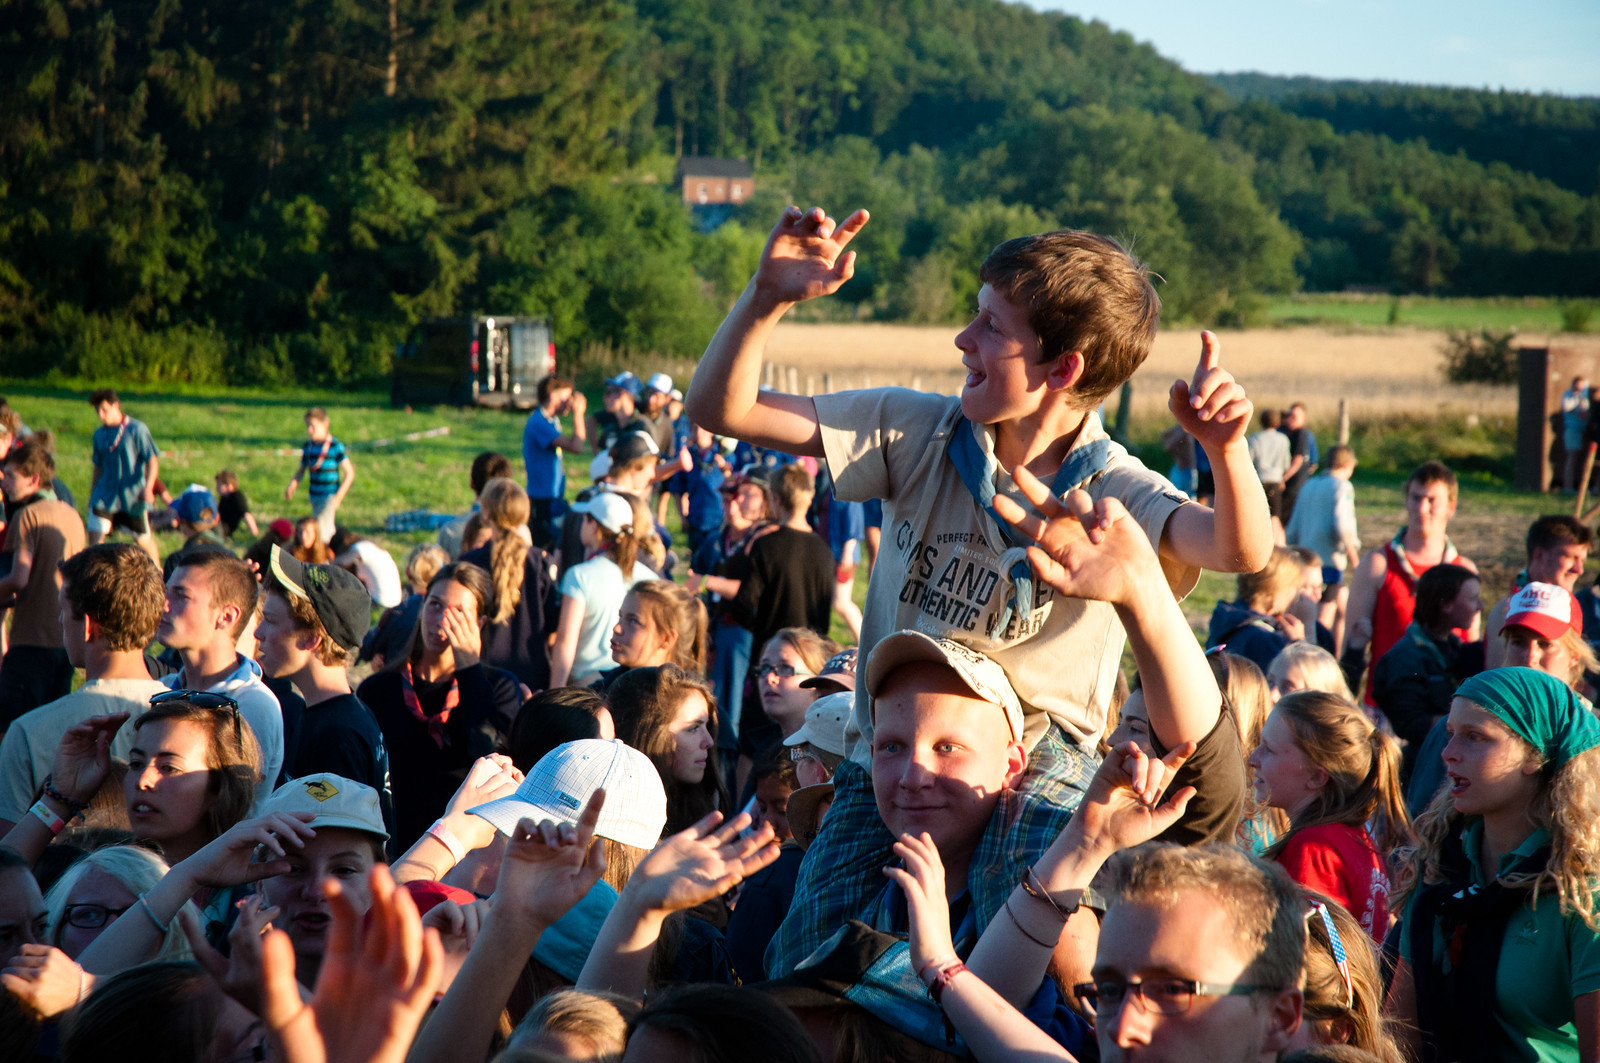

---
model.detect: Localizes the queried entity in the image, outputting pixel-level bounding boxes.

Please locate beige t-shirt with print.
[816,388,1198,762]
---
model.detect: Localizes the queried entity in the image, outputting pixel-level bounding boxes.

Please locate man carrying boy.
[255,545,394,838]
[286,407,354,543]
[0,543,167,833]
[1342,460,1476,704]
[86,389,161,564]
[523,375,587,549]
[0,434,87,724]
[1482,514,1591,669]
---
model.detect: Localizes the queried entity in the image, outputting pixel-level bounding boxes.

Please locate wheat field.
[762,323,1600,425]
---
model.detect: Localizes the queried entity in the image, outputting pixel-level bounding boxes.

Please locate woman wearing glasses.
[43,845,194,962]
[753,628,840,741]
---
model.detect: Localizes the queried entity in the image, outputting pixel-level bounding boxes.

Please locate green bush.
[1440,327,1518,385]
[1560,301,1595,333]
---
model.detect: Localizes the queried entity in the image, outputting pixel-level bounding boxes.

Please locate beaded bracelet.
[42,776,88,815]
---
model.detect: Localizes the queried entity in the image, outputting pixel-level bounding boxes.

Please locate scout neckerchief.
[1409,826,1551,1063]
[1384,527,1460,591]
[946,415,1111,636]
[1403,620,1457,676]
[307,436,334,472]
[402,660,457,749]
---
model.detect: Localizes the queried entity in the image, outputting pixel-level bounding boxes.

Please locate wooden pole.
[912,374,923,392]
[805,374,815,396]
[822,372,832,393]
[1338,399,1350,445]
[787,366,799,394]
[1576,442,1598,520]
[763,362,775,389]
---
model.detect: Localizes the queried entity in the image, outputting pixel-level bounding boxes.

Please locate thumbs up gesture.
[1168,330,1252,453]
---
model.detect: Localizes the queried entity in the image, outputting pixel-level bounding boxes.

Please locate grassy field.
[4,340,1592,651]
[1263,293,1583,333]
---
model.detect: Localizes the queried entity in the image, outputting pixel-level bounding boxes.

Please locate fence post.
[787,366,799,394]
[1338,399,1350,445]
[823,372,833,393]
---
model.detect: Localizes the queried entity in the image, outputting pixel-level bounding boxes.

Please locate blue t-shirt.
[300,437,348,502]
[90,417,159,512]
[679,447,726,534]
[827,498,865,560]
[522,410,566,501]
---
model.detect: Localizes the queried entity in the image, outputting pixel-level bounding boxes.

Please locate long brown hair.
[393,562,494,670]
[589,497,643,575]
[479,478,531,623]
[627,581,709,674]
[608,665,726,834]
[131,699,262,845]
[1264,691,1414,862]
[1302,891,1404,1062]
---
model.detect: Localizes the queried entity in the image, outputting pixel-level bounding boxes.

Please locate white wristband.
[426,819,467,864]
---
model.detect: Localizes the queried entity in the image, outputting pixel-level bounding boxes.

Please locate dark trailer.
[391,315,555,409]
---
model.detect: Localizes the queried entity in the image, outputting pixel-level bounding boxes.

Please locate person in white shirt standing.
[1562,375,1590,493]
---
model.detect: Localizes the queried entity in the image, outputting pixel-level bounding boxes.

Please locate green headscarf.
[1454,667,1600,768]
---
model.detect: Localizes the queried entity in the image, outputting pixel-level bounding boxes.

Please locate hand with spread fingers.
[180,894,280,1014]
[49,712,130,806]
[261,865,442,1063]
[493,789,609,934]
[623,811,780,916]
[1168,330,1253,453]
[421,897,491,992]
[993,467,1163,609]
[178,812,319,890]
[752,206,870,307]
[1067,740,1198,860]
[882,832,957,978]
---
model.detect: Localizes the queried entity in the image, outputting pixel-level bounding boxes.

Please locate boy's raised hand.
[882,832,957,977]
[1169,330,1252,452]
[993,468,1162,608]
[624,810,779,915]
[1069,741,1197,860]
[752,206,869,306]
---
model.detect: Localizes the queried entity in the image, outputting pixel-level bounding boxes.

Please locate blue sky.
[1025,0,1600,96]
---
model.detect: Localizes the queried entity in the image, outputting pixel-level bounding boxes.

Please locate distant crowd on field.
[2,203,1599,1063]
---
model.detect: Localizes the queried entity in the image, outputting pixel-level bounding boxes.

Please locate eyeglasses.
[757,664,812,681]
[63,903,133,929]
[150,689,243,746]
[1071,977,1274,1017]
[788,746,818,762]
[1306,901,1355,1009]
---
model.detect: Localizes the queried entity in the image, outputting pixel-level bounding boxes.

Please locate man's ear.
[1003,740,1028,789]
[1045,350,1086,393]
[80,612,103,645]
[1261,987,1303,1054]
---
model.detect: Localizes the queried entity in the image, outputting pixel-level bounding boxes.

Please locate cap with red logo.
[1500,581,1582,640]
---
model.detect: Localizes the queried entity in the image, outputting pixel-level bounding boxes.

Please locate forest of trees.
[0,0,1596,386]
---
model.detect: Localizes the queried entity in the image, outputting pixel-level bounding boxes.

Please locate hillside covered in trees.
[1,0,1596,386]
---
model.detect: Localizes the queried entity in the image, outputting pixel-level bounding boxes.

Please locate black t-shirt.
[733,526,835,654]
[1282,426,1315,489]
[1150,706,1246,848]
[286,692,396,850]
[358,663,522,852]
[264,675,306,788]
[218,491,250,537]
[592,412,648,455]
[459,545,559,692]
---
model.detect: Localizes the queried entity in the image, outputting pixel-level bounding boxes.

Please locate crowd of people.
[1,204,1598,1063]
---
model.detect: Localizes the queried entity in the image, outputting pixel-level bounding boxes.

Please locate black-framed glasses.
[757,664,812,681]
[151,689,242,746]
[1072,977,1274,1017]
[63,903,133,929]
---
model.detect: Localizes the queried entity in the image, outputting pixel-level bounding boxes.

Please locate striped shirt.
[300,437,347,501]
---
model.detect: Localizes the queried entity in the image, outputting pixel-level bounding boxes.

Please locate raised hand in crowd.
[408,791,608,1063]
[76,811,316,975]
[419,896,491,993]
[392,753,523,885]
[578,810,778,1001]
[751,206,870,308]
[1169,330,1253,453]
[261,864,442,1063]
[180,893,280,1015]
[1,713,128,865]
[1,943,91,1019]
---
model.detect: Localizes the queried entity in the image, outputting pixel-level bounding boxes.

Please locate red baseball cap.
[1500,582,1582,640]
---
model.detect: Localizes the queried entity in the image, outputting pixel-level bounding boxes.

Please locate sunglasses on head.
[149,689,243,746]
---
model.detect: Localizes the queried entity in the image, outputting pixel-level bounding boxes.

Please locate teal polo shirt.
[1402,821,1600,1063]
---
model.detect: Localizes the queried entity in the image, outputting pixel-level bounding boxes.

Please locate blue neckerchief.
[946,416,1112,635]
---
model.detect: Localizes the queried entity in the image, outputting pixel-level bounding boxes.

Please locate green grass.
[1264,293,1578,333]
[7,379,1573,654]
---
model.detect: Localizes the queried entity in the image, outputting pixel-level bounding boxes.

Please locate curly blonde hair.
[1394,742,1600,931]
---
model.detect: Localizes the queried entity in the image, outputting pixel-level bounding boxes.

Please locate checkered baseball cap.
[468,739,667,851]
[1501,581,1582,640]
[866,630,1023,741]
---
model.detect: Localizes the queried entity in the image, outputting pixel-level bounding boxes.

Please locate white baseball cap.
[1501,581,1582,640]
[571,491,635,535]
[865,630,1024,742]
[783,691,853,757]
[469,739,667,851]
[645,372,674,395]
[260,774,389,841]
[588,451,613,481]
